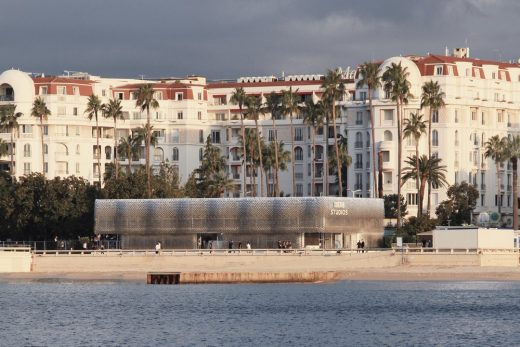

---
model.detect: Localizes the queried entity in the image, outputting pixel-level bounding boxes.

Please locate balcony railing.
[354,141,363,148]
[295,173,304,181]
[481,184,486,190]
[354,183,363,190]
[0,95,14,101]
[232,173,240,180]
[355,162,363,169]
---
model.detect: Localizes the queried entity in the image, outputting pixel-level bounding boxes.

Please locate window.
[153,147,164,162]
[176,92,183,101]
[76,144,80,155]
[432,130,439,146]
[177,112,183,120]
[102,90,106,97]
[454,131,459,146]
[58,86,66,95]
[359,91,367,101]
[24,162,31,175]
[471,109,477,121]
[199,148,203,161]
[492,72,496,79]
[355,153,363,169]
[294,128,303,141]
[455,110,459,123]
[355,132,363,148]
[384,130,392,141]
[432,110,439,123]
[268,129,277,141]
[40,86,48,95]
[166,129,178,145]
[43,125,48,136]
[133,112,141,120]
[43,144,48,155]
[44,162,48,174]
[22,125,32,134]
[198,111,202,120]
[481,112,485,125]
[382,151,390,162]
[154,92,163,100]
[356,111,363,125]
[76,163,80,174]
[198,92,202,100]
[116,92,124,100]
[355,173,363,190]
[407,193,418,206]
[295,184,303,197]
[75,126,80,136]
[172,147,179,161]
[73,107,78,116]
[199,130,204,143]
[216,113,226,121]
[383,109,393,121]
[72,86,79,95]
[295,147,303,161]
[105,146,111,160]
[435,66,443,75]
[211,130,221,144]
[23,144,31,157]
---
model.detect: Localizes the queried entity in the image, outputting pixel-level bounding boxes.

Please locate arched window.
[172,147,179,161]
[154,147,164,162]
[432,110,439,123]
[432,130,439,147]
[295,146,303,161]
[454,130,459,146]
[355,132,363,148]
[105,146,111,160]
[23,144,31,157]
[384,130,393,141]
[230,147,240,161]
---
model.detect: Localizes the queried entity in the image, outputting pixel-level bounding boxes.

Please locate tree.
[484,135,506,218]
[357,62,381,197]
[135,84,159,198]
[195,136,232,197]
[402,155,448,217]
[421,80,445,215]
[117,134,141,175]
[303,99,324,196]
[102,98,124,178]
[321,68,345,196]
[245,96,265,197]
[281,87,300,196]
[0,139,8,158]
[400,215,438,244]
[0,104,22,176]
[31,97,51,176]
[403,113,427,216]
[264,92,282,197]
[329,129,352,196]
[85,94,103,185]
[230,87,248,197]
[382,62,412,231]
[503,135,520,230]
[384,194,407,222]
[435,182,478,226]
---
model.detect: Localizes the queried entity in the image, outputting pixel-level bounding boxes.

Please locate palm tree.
[281,87,300,196]
[402,155,448,219]
[357,62,381,197]
[85,94,103,184]
[264,92,282,197]
[303,99,324,196]
[245,96,265,197]
[330,129,352,193]
[0,104,22,176]
[117,135,140,175]
[403,112,427,217]
[503,135,520,230]
[31,97,51,176]
[321,68,346,196]
[484,135,506,218]
[102,99,124,178]
[135,84,159,198]
[421,80,445,215]
[382,62,412,231]
[230,87,248,197]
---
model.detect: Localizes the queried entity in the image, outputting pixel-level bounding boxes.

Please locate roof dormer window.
[435,65,443,76]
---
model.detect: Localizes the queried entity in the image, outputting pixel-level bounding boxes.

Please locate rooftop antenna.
[445,46,449,56]
[139,74,145,80]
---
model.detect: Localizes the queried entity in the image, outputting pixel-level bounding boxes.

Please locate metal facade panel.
[95,197,384,236]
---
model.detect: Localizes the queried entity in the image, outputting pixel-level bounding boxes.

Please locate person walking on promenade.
[361,240,365,253]
[155,241,161,255]
[209,241,213,254]
[356,240,361,253]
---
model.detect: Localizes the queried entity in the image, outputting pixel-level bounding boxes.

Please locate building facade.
[349,48,520,225]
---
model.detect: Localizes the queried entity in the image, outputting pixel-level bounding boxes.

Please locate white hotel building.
[1,48,520,224]
[349,48,520,225]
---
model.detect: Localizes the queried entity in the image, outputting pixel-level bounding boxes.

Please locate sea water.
[1,281,519,346]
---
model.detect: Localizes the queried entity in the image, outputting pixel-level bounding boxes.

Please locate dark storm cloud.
[0,0,519,79]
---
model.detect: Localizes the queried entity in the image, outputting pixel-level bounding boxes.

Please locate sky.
[1,0,519,80]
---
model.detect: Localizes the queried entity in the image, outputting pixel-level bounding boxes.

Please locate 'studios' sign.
[330,201,349,216]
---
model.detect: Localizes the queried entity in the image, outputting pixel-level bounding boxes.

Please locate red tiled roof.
[33,77,96,84]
